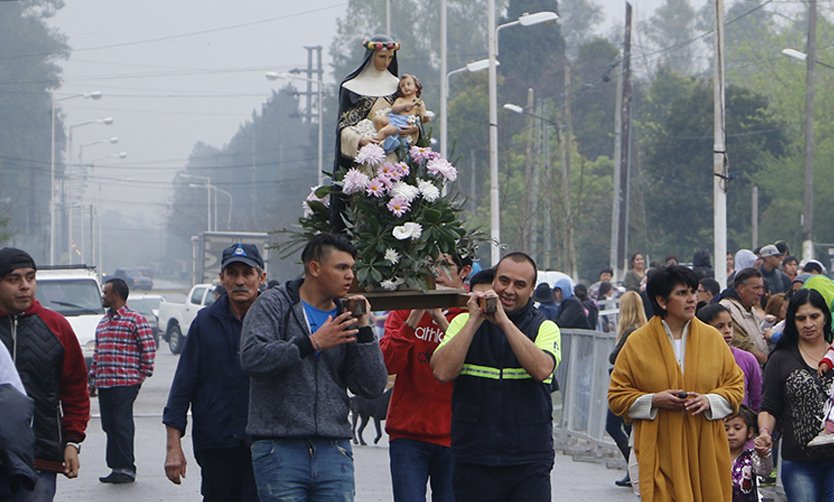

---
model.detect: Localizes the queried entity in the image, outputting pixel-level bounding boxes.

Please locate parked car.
[157,284,218,354]
[105,268,153,291]
[129,294,166,347]
[34,265,105,369]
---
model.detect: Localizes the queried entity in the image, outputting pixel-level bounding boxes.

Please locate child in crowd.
[696,304,762,411]
[726,406,773,502]
[374,74,431,153]
[808,344,834,446]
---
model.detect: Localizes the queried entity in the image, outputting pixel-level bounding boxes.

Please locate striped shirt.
[91,304,156,388]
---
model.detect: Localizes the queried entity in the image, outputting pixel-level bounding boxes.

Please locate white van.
[34,265,104,367]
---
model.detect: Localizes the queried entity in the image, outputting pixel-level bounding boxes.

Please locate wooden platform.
[364,289,469,311]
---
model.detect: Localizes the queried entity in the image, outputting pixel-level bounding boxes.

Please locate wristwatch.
[65,442,81,453]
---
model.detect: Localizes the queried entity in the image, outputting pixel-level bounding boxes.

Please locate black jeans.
[453,462,552,502]
[194,447,258,502]
[605,408,631,462]
[98,384,140,475]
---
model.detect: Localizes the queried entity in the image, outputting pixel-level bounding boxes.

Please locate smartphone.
[338,297,367,317]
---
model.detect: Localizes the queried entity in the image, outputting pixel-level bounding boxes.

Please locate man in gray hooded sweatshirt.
[240,233,387,501]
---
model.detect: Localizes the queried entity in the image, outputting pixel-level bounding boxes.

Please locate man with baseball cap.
[163,243,266,501]
[0,248,89,500]
[759,244,790,294]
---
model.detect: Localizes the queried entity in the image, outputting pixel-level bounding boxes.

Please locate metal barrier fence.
[552,328,622,459]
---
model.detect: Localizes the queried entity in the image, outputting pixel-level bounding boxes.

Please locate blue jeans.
[781,458,834,501]
[389,438,454,502]
[10,470,56,502]
[251,438,354,501]
[98,384,141,475]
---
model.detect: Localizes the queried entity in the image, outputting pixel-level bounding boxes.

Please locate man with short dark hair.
[589,267,614,300]
[240,233,387,501]
[164,243,266,501]
[697,278,720,304]
[0,247,89,501]
[380,252,472,501]
[720,268,767,364]
[91,277,156,483]
[431,252,561,501]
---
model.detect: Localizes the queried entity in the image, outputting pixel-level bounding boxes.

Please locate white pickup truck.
[157,284,217,354]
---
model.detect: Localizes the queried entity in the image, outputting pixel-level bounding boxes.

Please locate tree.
[639,70,788,257]
[0,0,68,262]
[558,0,603,55]
[570,37,619,161]
[641,0,698,75]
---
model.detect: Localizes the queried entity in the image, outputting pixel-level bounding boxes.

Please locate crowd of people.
[600,242,834,502]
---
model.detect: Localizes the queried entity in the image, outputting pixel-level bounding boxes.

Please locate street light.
[189,183,233,230]
[78,137,119,165]
[781,47,834,261]
[487,8,559,263]
[179,173,213,232]
[265,71,324,186]
[441,59,496,160]
[50,90,103,264]
[90,152,127,275]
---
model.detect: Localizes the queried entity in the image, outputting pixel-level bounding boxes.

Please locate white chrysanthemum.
[355,143,386,166]
[380,278,403,291]
[302,185,329,217]
[391,181,420,203]
[393,222,423,240]
[342,168,370,195]
[384,248,400,265]
[426,157,458,182]
[418,180,440,202]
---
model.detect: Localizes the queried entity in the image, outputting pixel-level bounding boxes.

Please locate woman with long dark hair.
[755,289,834,500]
[623,253,646,292]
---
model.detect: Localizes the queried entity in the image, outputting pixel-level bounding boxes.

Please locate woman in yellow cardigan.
[608,265,744,502]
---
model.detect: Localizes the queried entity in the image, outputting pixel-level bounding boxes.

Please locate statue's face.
[372,48,395,71]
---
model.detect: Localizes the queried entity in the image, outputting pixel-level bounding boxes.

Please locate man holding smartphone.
[240,233,387,502]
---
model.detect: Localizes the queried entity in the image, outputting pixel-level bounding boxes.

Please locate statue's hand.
[359,135,380,147]
[398,125,419,137]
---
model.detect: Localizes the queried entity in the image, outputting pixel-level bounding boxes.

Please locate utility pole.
[529,98,543,257]
[611,2,632,280]
[521,88,536,251]
[752,186,759,248]
[543,101,553,270]
[713,0,728,289]
[562,64,577,280]
[802,0,817,262]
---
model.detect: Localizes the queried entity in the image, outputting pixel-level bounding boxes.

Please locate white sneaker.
[808,433,834,447]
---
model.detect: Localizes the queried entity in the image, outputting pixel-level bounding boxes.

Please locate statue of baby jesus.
[373,74,431,153]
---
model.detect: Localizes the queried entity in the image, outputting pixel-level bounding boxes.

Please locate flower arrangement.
[363,39,400,51]
[296,142,481,291]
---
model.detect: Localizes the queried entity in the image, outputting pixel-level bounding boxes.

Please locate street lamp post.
[69,136,119,263]
[487,9,559,264]
[90,152,127,274]
[50,90,102,264]
[782,46,831,262]
[265,71,324,186]
[442,59,494,160]
[179,173,213,232]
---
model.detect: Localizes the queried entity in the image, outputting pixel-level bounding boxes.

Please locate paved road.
[55,349,638,501]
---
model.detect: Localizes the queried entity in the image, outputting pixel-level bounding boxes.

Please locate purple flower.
[426,157,458,182]
[409,146,434,163]
[342,168,370,195]
[366,177,388,197]
[386,197,411,217]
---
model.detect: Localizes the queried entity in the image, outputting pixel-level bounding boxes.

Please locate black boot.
[614,473,632,487]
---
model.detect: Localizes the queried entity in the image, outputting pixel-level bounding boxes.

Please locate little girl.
[726,406,773,502]
[696,304,762,411]
[374,74,430,153]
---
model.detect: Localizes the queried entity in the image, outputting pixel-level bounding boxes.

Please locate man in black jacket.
[553,278,591,329]
[163,243,266,501]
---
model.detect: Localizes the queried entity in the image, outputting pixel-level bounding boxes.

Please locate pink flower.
[386,197,411,217]
[409,146,434,163]
[366,177,388,197]
[355,143,385,166]
[426,157,458,182]
[377,162,398,180]
[394,162,410,178]
[342,168,370,195]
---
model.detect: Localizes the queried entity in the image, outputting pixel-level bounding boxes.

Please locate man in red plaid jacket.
[90,277,156,484]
